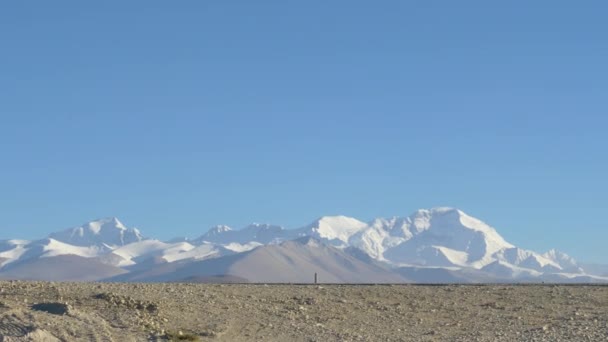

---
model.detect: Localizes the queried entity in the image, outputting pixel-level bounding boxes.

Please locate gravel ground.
[0,281,607,341]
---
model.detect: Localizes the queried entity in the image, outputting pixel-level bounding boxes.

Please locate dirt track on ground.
[0,282,607,341]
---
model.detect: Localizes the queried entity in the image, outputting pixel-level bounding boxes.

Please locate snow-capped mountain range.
[0,208,605,283]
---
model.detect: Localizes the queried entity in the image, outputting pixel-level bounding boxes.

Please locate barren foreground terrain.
[0,282,606,341]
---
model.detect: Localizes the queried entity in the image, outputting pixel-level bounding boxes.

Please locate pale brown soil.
[1,281,607,341]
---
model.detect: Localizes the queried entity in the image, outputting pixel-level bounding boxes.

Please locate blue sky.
[1,1,606,262]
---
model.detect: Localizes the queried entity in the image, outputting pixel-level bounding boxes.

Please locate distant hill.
[0,255,127,281]
[110,237,405,283]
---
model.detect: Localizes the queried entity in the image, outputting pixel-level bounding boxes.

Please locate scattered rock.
[94,292,158,314]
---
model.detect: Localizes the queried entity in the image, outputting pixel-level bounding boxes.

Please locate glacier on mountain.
[0,208,605,283]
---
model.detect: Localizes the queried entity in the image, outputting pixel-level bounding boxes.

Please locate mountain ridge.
[1,208,606,283]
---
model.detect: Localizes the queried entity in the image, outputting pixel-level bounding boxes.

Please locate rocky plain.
[0,281,606,341]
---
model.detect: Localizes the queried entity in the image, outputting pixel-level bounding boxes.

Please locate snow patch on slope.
[0,240,30,267]
[40,239,105,258]
[161,243,222,263]
[223,242,263,253]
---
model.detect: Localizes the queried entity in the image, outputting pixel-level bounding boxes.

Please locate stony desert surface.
[0,281,607,341]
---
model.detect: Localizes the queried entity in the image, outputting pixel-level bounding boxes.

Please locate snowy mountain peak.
[302,215,368,246]
[412,207,461,218]
[375,208,516,268]
[311,215,368,230]
[207,225,233,234]
[82,217,127,234]
[197,223,289,245]
[544,249,571,260]
[194,225,233,244]
[48,217,145,248]
[542,249,583,273]
[412,207,469,223]
[410,208,511,242]
[428,207,461,214]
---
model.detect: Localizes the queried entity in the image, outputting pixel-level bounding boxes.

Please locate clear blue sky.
[1,1,606,263]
